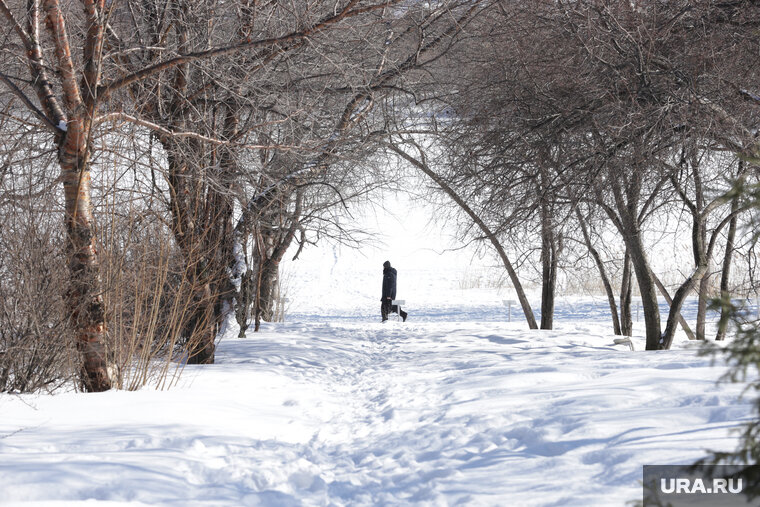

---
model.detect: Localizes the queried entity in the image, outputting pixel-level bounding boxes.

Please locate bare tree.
[387,136,539,329]
[0,0,410,389]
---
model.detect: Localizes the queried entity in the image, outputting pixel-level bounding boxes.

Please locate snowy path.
[0,320,752,506]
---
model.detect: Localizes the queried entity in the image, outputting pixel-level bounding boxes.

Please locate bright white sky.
[282,188,506,318]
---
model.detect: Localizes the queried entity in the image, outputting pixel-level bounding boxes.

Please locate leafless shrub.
[0,212,76,393]
[99,206,218,390]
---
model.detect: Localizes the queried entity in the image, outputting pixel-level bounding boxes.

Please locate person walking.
[381,260,407,322]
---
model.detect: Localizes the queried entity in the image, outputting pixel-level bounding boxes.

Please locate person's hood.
[383,261,391,269]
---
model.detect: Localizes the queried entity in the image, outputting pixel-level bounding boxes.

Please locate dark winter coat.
[382,267,397,301]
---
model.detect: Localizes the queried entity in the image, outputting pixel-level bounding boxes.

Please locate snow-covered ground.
[0,191,754,506]
[0,320,750,506]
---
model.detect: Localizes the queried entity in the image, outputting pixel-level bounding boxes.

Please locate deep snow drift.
[0,192,754,506]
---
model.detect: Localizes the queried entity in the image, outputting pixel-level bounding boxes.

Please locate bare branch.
[98,0,402,99]
[0,71,59,133]
[96,112,297,150]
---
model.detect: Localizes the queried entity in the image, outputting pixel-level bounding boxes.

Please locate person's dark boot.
[401,310,408,322]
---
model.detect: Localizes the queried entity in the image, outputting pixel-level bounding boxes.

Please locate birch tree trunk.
[61,145,112,391]
[49,0,112,391]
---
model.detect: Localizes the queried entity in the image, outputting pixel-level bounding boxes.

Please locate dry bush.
[0,214,76,393]
[0,115,77,393]
[100,212,218,390]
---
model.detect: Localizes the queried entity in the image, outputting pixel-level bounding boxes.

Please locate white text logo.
[660,478,743,495]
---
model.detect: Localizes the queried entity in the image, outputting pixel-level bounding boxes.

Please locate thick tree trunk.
[185,281,216,364]
[623,229,662,350]
[539,240,557,329]
[165,151,218,363]
[61,153,112,391]
[539,166,557,329]
[248,187,302,331]
[30,0,114,391]
[252,223,297,328]
[605,172,661,349]
[161,131,238,364]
